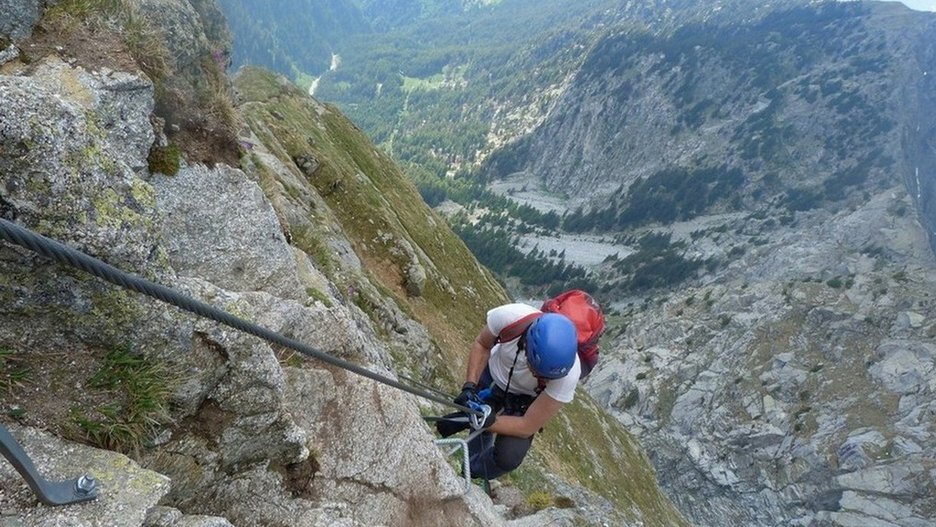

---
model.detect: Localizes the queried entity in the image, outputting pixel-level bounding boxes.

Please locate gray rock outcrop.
[153,165,305,301]
[0,424,173,526]
[588,186,936,527]
[0,11,496,527]
[0,0,43,41]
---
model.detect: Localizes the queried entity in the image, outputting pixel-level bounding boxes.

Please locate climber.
[437,303,580,480]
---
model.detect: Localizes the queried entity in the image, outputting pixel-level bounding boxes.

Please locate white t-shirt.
[486,303,580,403]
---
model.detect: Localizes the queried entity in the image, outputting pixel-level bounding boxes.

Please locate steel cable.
[0,218,479,416]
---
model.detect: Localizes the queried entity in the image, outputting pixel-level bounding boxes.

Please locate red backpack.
[497,290,605,379]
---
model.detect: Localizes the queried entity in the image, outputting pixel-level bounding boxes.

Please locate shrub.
[147,143,182,176]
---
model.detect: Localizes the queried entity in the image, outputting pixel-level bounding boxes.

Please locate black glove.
[454,381,479,407]
[435,412,470,437]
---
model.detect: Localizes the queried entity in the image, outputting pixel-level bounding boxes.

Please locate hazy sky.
[893,0,936,11]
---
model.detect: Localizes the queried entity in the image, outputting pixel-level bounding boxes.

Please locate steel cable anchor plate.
[0,424,98,506]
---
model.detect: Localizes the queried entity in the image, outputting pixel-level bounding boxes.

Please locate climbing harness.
[427,335,534,493]
[503,335,524,398]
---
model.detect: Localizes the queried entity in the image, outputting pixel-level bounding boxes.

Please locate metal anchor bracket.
[0,424,98,506]
[433,437,471,494]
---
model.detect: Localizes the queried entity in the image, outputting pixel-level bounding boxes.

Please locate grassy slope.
[234,66,689,526]
[534,395,690,526]
[235,66,506,379]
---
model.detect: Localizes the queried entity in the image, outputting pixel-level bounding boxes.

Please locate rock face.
[0,2,689,527]
[153,165,305,301]
[587,184,936,527]
[0,4,489,526]
[0,0,44,41]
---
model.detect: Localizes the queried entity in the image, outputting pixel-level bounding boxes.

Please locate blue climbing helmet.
[524,313,578,379]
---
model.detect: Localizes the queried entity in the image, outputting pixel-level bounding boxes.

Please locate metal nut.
[75,475,96,495]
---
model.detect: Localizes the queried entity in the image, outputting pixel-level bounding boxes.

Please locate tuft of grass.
[305,287,333,307]
[122,8,170,83]
[70,344,175,453]
[526,490,553,511]
[46,0,168,75]
[278,350,305,369]
[200,56,239,130]
[41,0,176,121]
[0,348,32,394]
[43,0,117,29]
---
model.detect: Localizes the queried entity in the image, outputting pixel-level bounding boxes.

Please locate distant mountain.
[485,1,936,257]
[219,0,515,77]
[218,0,370,74]
[355,0,501,30]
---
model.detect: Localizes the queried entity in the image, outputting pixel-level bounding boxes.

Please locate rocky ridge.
[587,184,936,526]
[0,51,481,526]
[0,1,687,526]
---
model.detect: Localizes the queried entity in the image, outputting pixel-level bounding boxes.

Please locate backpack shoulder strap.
[495,312,543,343]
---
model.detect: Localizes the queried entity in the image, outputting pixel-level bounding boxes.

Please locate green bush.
[527,490,554,511]
[147,143,181,176]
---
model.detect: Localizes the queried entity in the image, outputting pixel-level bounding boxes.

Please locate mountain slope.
[218,0,369,75]
[468,3,936,526]
[488,2,934,210]
[232,66,690,526]
[0,2,689,525]
[221,1,936,526]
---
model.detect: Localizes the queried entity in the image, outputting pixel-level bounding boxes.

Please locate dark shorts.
[468,368,537,479]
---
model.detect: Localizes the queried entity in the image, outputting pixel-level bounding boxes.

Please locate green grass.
[400,66,467,94]
[44,0,123,26]
[533,393,691,527]
[44,0,170,83]
[305,287,332,307]
[0,348,31,394]
[526,489,553,511]
[70,344,175,453]
[402,74,446,92]
[147,143,181,176]
[235,66,507,378]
